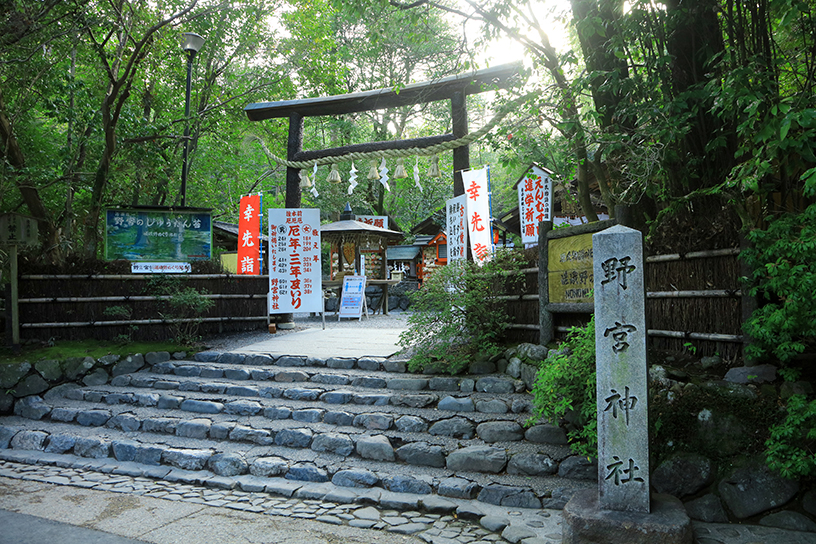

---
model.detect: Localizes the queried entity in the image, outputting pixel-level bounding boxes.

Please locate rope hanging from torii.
[248,94,531,170]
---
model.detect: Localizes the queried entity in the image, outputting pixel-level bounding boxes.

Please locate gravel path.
[200,311,411,353]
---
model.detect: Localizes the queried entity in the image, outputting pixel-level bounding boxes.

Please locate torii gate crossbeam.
[244,62,523,208]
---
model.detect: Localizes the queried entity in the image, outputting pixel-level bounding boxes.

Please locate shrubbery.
[529,316,598,457]
[741,203,816,366]
[398,250,524,375]
[765,394,816,479]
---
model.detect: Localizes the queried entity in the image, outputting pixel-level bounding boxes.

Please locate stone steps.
[104,365,535,420]
[146,355,534,414]
[0,419,583,515]
[0,350,596,515]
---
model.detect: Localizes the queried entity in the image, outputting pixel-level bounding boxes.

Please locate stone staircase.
[0,350,595,524]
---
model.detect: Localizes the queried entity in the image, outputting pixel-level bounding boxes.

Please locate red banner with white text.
[237,194,261,275]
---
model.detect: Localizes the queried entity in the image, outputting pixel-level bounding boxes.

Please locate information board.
[548,233,594,304]
[338,275,367,319]
[105,208,211,262]
[446,195,468,261]
[518,165,553,246]
[268,208,322,314]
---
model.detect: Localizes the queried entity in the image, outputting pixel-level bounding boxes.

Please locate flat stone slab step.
[25,385,566,451]
[192,352,405,372]
[100,373,534,419]
[0,437,587,511]
[149,358,528,395]
[2,396,579,480]
[0,457,569,543]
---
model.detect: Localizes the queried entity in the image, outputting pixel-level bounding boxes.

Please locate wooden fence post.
[538,220,554,345]
[739,233,757,365]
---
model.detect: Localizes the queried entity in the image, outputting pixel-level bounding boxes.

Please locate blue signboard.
[105,208,212,261]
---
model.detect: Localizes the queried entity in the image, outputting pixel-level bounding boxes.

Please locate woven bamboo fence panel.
[16,274,268,342]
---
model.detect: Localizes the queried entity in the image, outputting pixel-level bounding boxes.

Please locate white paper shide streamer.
[310,163,319,197]
[413,157,422,193]
[378,158,390,192]
[348,161,358,195]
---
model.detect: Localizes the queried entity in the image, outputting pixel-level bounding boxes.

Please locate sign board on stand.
[268,208,323,314]
[338,275,367,320]
[446,195,468,262]
[518,165,553,247]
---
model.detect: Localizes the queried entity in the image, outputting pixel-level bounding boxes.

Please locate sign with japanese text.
[462,167,493,265]
[593,225,649,514]
[548,233,594,304]
[131,262,191,274]
[518,165,553,246]
[237,194,261,275]
[338,275,366,319]
[105,209,211,262]
[268,208,322,314]
[446,195,468,261]
[0,213,38,246]
[355,215,388,229]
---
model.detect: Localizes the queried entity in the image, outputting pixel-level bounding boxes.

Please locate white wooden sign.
[268,208,322,313]
[518,165,553,246]
[446,194,468,261]
[131,262,191,273]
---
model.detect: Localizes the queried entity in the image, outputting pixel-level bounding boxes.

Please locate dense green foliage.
[6,0,815,261]
[741,203,816,364]
[529,316,598,457]
[765,394,816,479]
[0,0,492,265]
[399,252,523,375]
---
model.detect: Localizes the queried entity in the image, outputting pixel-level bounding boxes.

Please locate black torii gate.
[243,62,522,208]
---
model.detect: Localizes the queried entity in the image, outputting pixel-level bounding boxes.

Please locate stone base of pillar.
[276,322,296,330]
[562,490,692,544]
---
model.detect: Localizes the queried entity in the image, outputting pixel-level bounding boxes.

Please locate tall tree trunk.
[83,95,116,258]
[0,90,61,262]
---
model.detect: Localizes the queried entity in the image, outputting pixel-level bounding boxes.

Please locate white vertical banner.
[462,166,493,265]
[446,194,468,262]
[518,165,553,246]
[268,208,322,314]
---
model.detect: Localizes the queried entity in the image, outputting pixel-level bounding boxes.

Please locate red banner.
[237,194,261,275]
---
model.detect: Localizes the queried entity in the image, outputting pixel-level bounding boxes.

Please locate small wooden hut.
[321,204,403,281]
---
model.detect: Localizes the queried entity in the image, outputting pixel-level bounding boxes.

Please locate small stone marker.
[593,225,649,514]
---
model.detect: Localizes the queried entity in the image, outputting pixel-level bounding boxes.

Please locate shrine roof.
[387,246,421,261]
[321,219,404,240]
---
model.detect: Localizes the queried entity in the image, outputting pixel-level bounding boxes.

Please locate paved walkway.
[2,460,815,544]
[234,327,406,359]
[0,472,425,544]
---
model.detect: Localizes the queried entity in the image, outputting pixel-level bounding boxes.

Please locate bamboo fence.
[13,274,268,342]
